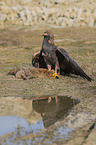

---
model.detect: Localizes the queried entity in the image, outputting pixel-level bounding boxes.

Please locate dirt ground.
[0,25,96,144]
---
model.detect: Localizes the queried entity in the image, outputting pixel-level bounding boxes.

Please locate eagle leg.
[47,64,51,71]
[53,73,59,78]
[53,61,60,79]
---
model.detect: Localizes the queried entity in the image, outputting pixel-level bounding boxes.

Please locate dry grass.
[0,25,96,145]
[0,25,96,104]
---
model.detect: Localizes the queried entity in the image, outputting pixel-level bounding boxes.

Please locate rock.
[1,6,10,14]
[88,17,95,27]
[70,11,77,19]
[63,11,70,18]
[77,8,82,19]
[48,8,56,16]
[0,13,7,21]
[64,17,73,26]
[80,22,86,27]
[61,21,67,27]
[83,121,96,145]
[0,0,96,27]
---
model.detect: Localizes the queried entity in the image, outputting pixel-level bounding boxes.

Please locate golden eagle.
[32,30,92,81]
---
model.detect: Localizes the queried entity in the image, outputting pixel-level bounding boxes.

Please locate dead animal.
[8,67,54,80]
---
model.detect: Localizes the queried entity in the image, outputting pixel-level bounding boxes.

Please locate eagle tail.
[70,58,92,81]
[78,69,92,81]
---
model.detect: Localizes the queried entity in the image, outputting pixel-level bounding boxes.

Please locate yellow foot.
[52,73,59,79]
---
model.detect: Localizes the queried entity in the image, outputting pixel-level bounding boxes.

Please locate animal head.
[42,30,54,44]
[7,68,20,75]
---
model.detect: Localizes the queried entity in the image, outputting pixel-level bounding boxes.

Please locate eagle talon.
[53,73,59,79]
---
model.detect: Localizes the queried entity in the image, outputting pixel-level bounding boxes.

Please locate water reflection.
[0,96,79,137]
[32,96,79,128]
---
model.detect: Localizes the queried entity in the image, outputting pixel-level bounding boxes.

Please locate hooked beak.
[42,32,48,36]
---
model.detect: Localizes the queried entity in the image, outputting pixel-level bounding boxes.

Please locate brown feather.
[32,31,92,81]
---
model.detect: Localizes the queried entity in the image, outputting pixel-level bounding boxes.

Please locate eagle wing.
[32,48,92,81]
[32,50,47,68]
[56,48,92,81]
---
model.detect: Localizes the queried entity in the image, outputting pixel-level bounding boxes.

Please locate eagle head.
[42,30,54,44]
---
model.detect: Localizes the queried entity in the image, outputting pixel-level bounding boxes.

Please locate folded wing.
[56,48,92,81]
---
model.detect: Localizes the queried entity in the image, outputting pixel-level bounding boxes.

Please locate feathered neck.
[43,35,54,46]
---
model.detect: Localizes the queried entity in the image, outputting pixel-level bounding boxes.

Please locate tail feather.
[80,70,92,81]
[78,69,92,81]
[70,59,92,81]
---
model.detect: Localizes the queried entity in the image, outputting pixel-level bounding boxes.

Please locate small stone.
[88,17,94,27]
[77,8,82,19]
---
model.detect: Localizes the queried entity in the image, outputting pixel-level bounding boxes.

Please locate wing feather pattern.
[56,48,92,81]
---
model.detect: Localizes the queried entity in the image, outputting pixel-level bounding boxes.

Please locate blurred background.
[0,0,96,27]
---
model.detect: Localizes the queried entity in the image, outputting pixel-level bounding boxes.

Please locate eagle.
[32,30,92,81]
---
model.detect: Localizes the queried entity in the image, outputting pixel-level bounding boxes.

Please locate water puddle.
[0,96,79,144]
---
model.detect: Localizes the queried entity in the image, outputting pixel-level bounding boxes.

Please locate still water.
[0,96,79,144]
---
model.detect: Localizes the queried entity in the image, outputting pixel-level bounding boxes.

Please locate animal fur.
[8,67,54,80]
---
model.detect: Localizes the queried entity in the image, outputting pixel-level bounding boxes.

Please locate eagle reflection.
[32,96,79,128]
